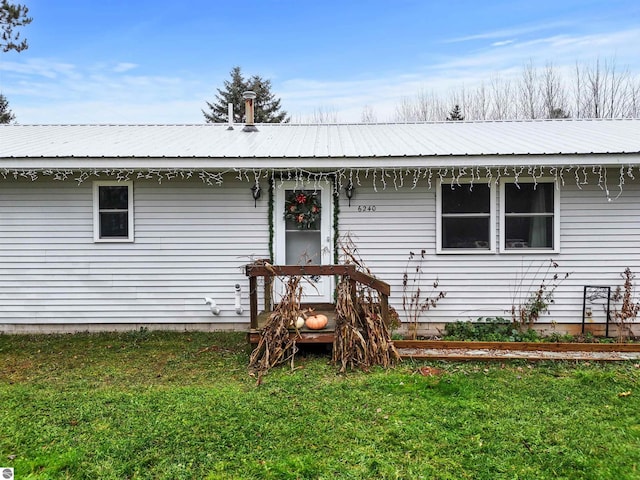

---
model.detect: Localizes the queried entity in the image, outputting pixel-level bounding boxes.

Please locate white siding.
[339,170,640,328]
[0,176,269,327]
[4,168,640,332]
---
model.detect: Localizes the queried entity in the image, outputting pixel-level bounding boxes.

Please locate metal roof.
[1,119,639,160]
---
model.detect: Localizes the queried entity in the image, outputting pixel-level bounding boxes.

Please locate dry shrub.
[510,258,569,328]
[250,235,401,381]
[333,234,400,372]
[332,278,400,372]
[249,275,303,385]
[612,267,640,342]
[402,250,446,340]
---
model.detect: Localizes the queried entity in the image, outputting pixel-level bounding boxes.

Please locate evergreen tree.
[248,74,288,123]
[548,107,570,119]
[1,0,31,52]
[0,93,16,123]
[203,66,289,123]
[446,104,464,121]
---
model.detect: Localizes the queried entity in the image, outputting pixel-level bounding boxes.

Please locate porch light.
[345,181,354,206]
[251,181,261,207]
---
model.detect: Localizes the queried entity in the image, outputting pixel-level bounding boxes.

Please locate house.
[1,119,640,335]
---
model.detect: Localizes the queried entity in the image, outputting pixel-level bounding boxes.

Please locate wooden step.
[249,306,337,344]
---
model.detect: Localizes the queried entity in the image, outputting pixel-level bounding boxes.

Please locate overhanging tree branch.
[1,0,32,53]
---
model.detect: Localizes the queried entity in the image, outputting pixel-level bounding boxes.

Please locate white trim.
[93,181,134,243]
[436,179,496,254]
[2,155,639,172]
[499,178,560,254]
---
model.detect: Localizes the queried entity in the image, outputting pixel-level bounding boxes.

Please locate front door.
[274,181,333,303]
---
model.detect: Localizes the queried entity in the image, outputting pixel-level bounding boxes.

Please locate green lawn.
[1,330,640,479]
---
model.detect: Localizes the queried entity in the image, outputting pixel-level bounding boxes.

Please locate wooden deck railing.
[244,262,391,330]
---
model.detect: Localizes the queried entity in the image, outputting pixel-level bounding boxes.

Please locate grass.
[1,331,640,479]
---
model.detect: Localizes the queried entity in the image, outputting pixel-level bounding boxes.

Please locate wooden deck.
[247,305,337,344]
[245,263,391,346]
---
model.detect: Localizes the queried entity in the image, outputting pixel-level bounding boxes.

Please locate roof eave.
[1,152,639,171]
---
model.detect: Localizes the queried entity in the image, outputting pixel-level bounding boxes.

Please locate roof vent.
[227,103,234,130]
[242,91,258,132]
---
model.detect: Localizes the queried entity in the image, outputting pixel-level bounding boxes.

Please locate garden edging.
[392,340,640,361]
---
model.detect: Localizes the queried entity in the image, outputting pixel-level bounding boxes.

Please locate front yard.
[1,331,640,479]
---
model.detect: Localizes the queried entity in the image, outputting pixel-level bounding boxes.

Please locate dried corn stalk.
[249,275,303,384]
[332,277,400,372]
[333,234,400,371]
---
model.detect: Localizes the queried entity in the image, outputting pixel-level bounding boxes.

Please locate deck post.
[249,276,258,330]
[264,275,273,313]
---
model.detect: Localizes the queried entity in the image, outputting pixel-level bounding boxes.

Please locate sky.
[0,0,639,124]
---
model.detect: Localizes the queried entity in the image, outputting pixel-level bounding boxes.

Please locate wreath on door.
[284,191,321,229]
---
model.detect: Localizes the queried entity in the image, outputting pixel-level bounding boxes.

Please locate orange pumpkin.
[305,314,328,330]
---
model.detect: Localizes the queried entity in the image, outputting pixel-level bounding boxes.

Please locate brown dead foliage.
[332,277,400,373]
[612,267,640,342]
[418,366,444,377]
[249,236,400,381]
[248,275,304,385]
[333,234,400,372]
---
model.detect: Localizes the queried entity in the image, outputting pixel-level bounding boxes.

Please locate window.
[93,181,134,242]
[437,181,495,253]
[501,181,558,252]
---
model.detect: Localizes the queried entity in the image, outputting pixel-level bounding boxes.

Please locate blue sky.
[1,0,638,123]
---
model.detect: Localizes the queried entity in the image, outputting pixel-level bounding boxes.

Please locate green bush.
[444,317,541,342]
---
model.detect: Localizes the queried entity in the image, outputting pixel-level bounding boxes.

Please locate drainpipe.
[234,284,244,314]
[204,297,221,315]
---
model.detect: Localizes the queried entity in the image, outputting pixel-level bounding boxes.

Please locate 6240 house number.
[357,205,377,212]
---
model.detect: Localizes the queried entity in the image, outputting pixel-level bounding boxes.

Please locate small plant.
[402,250,446,340]
[125,326,151,346]
[510,259,570,328]
[386,305,401,332]
[444,317,541,342]
[544,332,575,343]
[611,267,640,342]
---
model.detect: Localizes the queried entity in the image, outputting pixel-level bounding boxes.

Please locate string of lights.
[2,165,638,201]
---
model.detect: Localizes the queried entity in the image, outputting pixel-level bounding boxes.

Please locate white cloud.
[113,62,138,73]
[0,58,78,80]
[277,27,640,122]
[4,58,210,124]
[491,40,515,47]
[4,25,640,124]
[445,21,571,43]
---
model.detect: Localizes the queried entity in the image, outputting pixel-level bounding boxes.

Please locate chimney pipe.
[227,102,234,130]
[242,91,258,132]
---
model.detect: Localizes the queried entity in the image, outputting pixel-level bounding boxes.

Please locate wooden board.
[249,308,337,344]
[393,340,640,352]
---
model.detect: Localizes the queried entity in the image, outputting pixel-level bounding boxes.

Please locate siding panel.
[0,177,269,326]
[4,168,640,332]
[339,172,640,328]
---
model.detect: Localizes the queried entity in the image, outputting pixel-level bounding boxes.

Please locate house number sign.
[357,205,377,212]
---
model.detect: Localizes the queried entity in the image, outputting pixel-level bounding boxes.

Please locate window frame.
[436,179,496,254]
[93,181,135,243]
[499,178,560,254]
